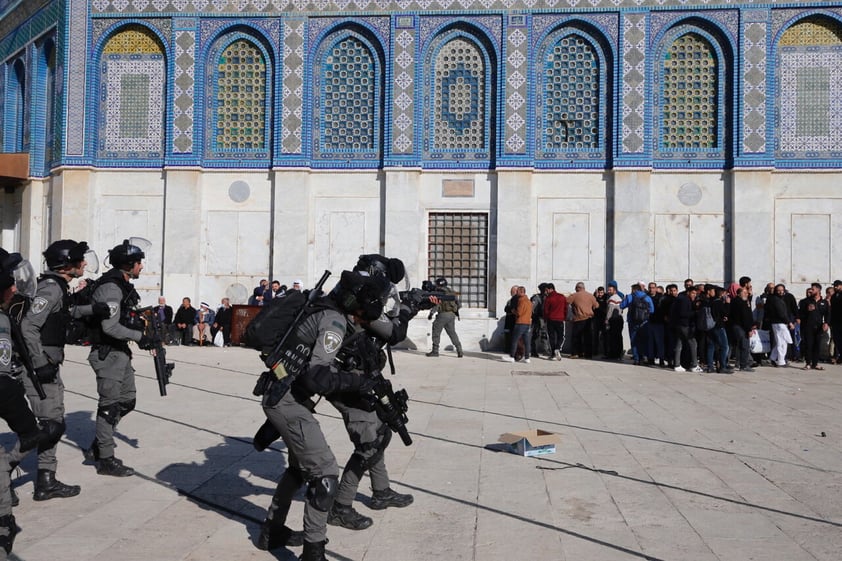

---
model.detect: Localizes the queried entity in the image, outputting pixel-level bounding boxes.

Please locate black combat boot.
[33,469,81,501]
[425,346,439,357]
[368,487,414,510]
[256,523,303,550]
[457,347,464,358]
[327,502,373,530]
[0,513,17,554]
[299,540,327,561]
[96,456,134,477]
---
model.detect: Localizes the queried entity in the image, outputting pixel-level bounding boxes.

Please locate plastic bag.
[213,330,224,347]
[749,329,771,354]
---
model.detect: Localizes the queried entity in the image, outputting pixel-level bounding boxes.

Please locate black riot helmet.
[43,240,90,271]
[333,270,392,321]
[435,277,447,287]
[108,239,146,269]
[0,247,36,297]
[354,254,406,284]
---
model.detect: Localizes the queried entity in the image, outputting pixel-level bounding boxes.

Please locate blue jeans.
[647,323,665,362]
[706,327,730,371]
[629,321,649,362]
[510,324,531,358]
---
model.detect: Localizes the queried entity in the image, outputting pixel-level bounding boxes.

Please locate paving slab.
[5,345,842,561]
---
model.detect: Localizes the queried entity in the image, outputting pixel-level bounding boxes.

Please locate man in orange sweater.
[502,286,533,363]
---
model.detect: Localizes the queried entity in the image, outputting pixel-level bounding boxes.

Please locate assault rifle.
[9,315,46,400]
[399,280,456,311]
[137,307,175,396]
[336,332,413,446]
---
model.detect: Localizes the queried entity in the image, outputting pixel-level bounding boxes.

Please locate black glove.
[138,333,157,350]
[92,302,112,318]
[356,373,380,394]
[34,363,59,384]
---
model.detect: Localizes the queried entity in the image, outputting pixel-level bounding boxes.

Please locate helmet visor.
[84,249,100,274]
[13,259,37,299]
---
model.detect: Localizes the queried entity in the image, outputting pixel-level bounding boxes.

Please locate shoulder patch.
[323,330,343,354]
[0,337,11,367]
[107,302,119,318]
[31,296,50,315]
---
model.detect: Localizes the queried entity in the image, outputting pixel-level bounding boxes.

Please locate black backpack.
[242,291,311,354]
[630,294,650,324]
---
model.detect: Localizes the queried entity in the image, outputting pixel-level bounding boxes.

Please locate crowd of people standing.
[507,277,842,373]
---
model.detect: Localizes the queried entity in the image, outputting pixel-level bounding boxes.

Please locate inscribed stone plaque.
[442,179,474,198]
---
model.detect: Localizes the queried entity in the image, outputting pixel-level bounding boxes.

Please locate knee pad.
[38,419,66,451]
[97,403,121,426]
[306,474,339,512]
[119,399,136,417]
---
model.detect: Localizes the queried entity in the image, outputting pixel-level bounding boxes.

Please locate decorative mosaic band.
[503,15,527,155]
[173,26,196,154]
[391,16,415,155]
[89,0,837,15]
[621,12,646,155]
[281,19,305,154]
[742,17,767,154]
[65,0,87,156]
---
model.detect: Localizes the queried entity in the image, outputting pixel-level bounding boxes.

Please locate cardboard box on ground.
[498,429,560,457]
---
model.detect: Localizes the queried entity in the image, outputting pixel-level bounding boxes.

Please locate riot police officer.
[426,277,463,357]
[327,255,414,530]
[13,240,107,500]
[85,240,155,477]
[256,270,390,561]
[0,248,63,556]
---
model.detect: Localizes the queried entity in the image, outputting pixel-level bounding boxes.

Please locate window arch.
[206,31,273,161]
[99,25,166,160]
[776,15,842,160]
[312,28,383,164]
[10,59,26,152]
[424,27,495,166]
[536,25,610,166]
[661,33,718,150]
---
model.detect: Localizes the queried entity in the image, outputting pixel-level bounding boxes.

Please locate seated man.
[172,297,196,346]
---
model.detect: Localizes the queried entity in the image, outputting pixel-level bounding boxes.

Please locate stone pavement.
[6,345,842,561]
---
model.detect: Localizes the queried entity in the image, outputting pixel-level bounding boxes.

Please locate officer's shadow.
[155,434,303,560]
[63,410,139,464]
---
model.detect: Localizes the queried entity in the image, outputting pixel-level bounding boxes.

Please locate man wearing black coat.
[729,287,755,371]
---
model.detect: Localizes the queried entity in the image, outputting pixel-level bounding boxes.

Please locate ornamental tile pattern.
[173,26,196,153]
[66,0,87,156]
[504,16,527,154]
[215,39,267,150]
[391,24,415,155]
[432,37,485,150]
[661,33,717,149]
[281,19,305,154]
[742,16,766,154]
[621,12,645,154]
[102,57,165,155]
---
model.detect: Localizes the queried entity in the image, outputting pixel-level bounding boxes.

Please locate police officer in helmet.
[85,239,155,477]
[326,255,415,531]
[256,269,389,561]
[0,248,64,555]
[10,240,108,500]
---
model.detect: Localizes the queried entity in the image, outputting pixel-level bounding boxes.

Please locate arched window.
[777,16,842,158]
[99,25,166,159]
[540,31,603,156]
[214,38,268,152]
[312,29,383,163]
[661,33,718,150]
[432,37,486,152]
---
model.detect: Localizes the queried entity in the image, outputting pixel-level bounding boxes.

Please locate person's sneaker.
[691,366,704,373]
[96,457,134,477]
[740,367,755,372]
[425,351,439,357]
[673,366,686,372]
[501,356,515,362]
[368,488,414,510]
[520,358,531,364]
[721,367,734,374]
[327,503,373,530]
[553,350,562,361]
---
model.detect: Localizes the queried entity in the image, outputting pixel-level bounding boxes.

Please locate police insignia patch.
[0,338,11,367]
[107,302,119,318]
[323,330,343,354]
[31,297,49,314]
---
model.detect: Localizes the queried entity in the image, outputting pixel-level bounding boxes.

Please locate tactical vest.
[438,287,459,313]
[38,275,72,347]
[88,269,140,350]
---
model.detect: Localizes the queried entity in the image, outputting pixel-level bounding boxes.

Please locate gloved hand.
[356,373,380,394]
[138,333,158,350]
[34,362,59,384]
[92,302,112,318]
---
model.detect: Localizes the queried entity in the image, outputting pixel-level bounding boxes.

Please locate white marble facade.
[3,166,840,351]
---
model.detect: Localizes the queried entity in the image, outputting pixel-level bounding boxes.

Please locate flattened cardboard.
[498,429,560,457]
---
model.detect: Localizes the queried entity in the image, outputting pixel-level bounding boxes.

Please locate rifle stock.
[138,306,175,396]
